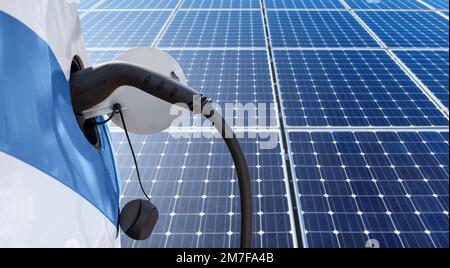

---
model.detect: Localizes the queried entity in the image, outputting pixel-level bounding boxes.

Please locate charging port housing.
[70,56,101,149]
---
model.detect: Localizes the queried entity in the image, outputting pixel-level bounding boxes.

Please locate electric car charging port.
[70,56,101,149]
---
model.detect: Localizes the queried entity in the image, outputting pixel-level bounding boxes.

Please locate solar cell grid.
[78,0,100,9]
[264,0,345,9]
[289,131,449,248]
[180,0,261,9]
[273,49,448,127]
[76,0,450,249]
[86,49,123,64]
[267,11,380,48]
[96,0,180,9]
[158,11,266,48]
[421,0,450,9]
[167,50,278,127]
[112,131,296,248]
[357,11,449,48]
[394,50,449,108]
[81,11,171,47]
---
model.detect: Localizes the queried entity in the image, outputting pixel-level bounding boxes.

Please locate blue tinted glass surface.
[167,50,277,127]
[267,11,380,48]
[395,50,449,108]
[159,11,266,48]
[346,0,432,9]
[289,131,449,248]
[96,0,180,9]
[81,11,171,47]
[422,0,449,9]
[78,0,99,9]
[358,11,449,48]
[112,131,295,248]
[274,50,448,127]
[265,0,344,9]
[181,0,260,9]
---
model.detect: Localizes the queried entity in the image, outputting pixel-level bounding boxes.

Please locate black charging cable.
[91,104,151,201]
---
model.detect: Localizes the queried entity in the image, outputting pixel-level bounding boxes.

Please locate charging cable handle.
[71,62,253,248]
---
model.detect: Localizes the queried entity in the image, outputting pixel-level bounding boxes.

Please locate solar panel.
[265,0,344,9]
[267,11,380,48]
[96,0,180,9]
[288,131,449,248]
[85,49,123,64]
[112,130,296,248]
[81,11,171,48]
[180,0,261,9]
[87,49,278,127]
[357,11,449,48]
[167,50,278,127]
[273,49,448,127]
[78,0,100,9]
[77,0,450,249]
[394,50,449,108]
[421,0,450,9]
[345,0,433,10]
[158,11,266,48]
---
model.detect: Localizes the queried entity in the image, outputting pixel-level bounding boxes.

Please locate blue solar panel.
[345,0,433,10]
[273,50,448,127]
[167,50,278,127]
[265,0,344,9]
[158,11,266,48]
[395,50,449,108]
[112,131,296,248]
[181,0,261,9]
[86,50,123,64]
[267,11,380,48]
[81,11,171,47]
[96,0,180,9]
[357,11,449,48]
[78,0,99,9]
[422,0,449,9]
[77,0,450,249]
[288,131,449,248]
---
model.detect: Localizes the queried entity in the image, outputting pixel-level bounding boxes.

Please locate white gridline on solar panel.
[157,10,267,48]
[287,130,448,248]
[81,11,171,48]
[111,130,297,248]
[393,50,449,108]
[266,10,381,48]
[355,11,449,48]
[272,49,449,127]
